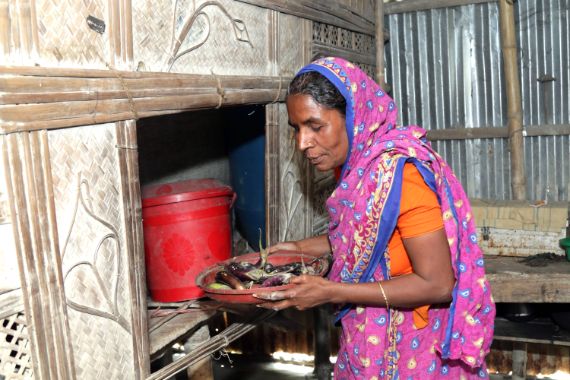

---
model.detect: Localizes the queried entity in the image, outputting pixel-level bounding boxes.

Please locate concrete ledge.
[471,199,567,257]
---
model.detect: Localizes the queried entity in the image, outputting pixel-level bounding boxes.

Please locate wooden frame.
[0,67,290,134]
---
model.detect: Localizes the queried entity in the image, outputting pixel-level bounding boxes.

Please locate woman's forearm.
[328,273,454,309]
[270,234,331,257]
[297,234,331,257]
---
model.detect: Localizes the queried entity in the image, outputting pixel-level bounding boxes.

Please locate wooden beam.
[384,0,497,15]
[0,66,291,134]
[235,0,375,35]
[426,124,570,141]
[499,0,526,200]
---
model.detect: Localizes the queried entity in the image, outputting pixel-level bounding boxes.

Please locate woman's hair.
[287,71,346,116]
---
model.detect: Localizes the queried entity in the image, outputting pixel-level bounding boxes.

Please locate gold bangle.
[378,281,389,309]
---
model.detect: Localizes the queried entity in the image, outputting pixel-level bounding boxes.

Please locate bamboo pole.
[0,67,291,133]
[235,0,375,36]
[0,0,10,57]
[499,0,526,200]
[385,0,496,15]
[375,0,385,87]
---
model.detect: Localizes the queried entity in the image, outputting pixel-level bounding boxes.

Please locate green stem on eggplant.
[256,227,268,269]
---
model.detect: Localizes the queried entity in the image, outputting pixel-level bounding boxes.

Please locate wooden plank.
[494,317,570,347]
[116,120,151,378]
[485,256,570,303]
[3,132,76,379]
[148,309,215,358]
[385,0,497,15]
[147,309,275,380]
[426,124,570,140]
[235,0,375,35]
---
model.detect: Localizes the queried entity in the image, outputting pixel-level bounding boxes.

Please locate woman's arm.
[268,234,331,258]
[255,228,455,310]
[328,228,455,307]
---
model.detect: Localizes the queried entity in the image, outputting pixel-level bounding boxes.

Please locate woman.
[254,57,495,379]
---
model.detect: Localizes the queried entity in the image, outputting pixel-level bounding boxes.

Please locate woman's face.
[286,94,349,172]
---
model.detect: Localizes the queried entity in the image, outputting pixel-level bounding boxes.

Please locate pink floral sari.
[297,57,495,379]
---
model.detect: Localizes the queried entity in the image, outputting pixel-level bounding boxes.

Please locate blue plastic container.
[226,106,266,251]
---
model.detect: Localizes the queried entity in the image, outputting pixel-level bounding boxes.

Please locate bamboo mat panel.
[277,12,306,76]
[133,0,271,75]
[34,0,110,67]
[47,124,135,379]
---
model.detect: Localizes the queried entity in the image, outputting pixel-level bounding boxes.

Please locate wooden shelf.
[485,255,570,303]
[494,317,570,346]
[148,305,215,358]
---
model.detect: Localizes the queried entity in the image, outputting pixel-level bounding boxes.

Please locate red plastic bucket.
[142,178,234,302]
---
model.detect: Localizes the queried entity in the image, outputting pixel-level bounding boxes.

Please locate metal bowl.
[195,251,329,304]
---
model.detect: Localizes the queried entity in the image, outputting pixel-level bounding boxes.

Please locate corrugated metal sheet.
[384,0,570,201]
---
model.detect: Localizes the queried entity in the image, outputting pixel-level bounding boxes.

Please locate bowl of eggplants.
[196,249,331,304]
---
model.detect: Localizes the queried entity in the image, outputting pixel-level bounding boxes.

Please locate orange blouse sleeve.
[388,162,444,329]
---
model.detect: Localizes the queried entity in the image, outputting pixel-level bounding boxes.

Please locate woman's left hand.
[253,274,332,311]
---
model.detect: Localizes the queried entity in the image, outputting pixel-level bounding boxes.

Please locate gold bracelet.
[378,281,390,309]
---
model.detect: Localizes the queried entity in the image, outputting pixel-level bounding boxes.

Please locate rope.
[106,63,139,120]
[210,69,225,109]
[271,75,283,103]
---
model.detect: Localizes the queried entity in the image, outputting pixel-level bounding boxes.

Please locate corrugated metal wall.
[385,0,570,201]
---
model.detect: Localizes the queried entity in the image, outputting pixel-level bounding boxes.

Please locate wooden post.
[375,0,386,87]
[499,0,527,200]
[511,342,528,380]
[313,306,332,380]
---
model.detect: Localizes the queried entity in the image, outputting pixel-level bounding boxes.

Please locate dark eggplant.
[215,270,246,290]
[226,261,267,282]
[268,262,303,275]
[261,273,294,287]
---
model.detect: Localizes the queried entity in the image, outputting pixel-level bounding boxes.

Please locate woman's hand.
[253,275,334,311]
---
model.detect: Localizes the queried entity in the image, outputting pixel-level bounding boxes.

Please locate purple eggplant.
[261,273,294,287]
[226,261,267,282]
[215,270,246,290]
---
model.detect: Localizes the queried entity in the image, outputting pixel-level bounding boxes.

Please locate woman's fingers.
[253,290,293,301]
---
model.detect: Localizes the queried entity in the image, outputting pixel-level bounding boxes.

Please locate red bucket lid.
[142,178,233,208]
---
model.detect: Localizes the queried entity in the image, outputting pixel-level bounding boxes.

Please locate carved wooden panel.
[277,103,313,241]
[133,0,271,76]
[47,124,141,379]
